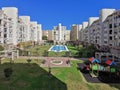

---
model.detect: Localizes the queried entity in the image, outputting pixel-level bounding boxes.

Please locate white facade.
[82,22,88,42]
[2,7,18,45]
[100,9,115,22]
[88,17,99,26]
[0,10,9,45]
[0,7,43,46]
[19,16,31,41]
[17,18,26,43]
[79,8,120,57]
[88,17,99,43]
[30,22,38,42]
[37,24,42,42]
[53,23,69,43]
[70,24,82,41]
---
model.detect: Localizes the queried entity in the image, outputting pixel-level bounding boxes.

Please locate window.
[109,36,112,40]
[4,28,7,32]
[109,30,112,34]
[4,34,7,38]
[104,41,107,44]
[109,24,112,28]
[109,44,112,46]
[114,31,117,34]
[114,23,117,28]
[0,19,1,25]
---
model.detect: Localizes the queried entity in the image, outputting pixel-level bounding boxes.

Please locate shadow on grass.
[0,63,67,90]
[77,63,120,90]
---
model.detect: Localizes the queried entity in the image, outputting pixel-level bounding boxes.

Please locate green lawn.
[27,45,79,57]
[29,45,51,56]
[0,59,120,90]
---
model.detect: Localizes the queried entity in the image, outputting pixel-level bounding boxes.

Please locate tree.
[77,44,97,58]
[27,59,31,63]
[78,48,84,58]
[42,35,47,40]
[4,67,13,79]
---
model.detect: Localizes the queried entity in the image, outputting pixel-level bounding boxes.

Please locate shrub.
[27,59,31,63]
[4,67,13,79]
[41,59,46,64]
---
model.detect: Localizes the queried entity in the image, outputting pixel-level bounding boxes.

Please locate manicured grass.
[0,59,120,90]
[28,45,67,57]
[29,45,51,56]
[28,45,80,57]
[26,45,82,57]
[67,45,80,57]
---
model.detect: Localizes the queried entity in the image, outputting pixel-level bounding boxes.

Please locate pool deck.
[48,45,69,52]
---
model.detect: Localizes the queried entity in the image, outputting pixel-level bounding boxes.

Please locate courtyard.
[0,44,120,90]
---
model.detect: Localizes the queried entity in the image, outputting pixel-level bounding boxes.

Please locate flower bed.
[50,60,63,65]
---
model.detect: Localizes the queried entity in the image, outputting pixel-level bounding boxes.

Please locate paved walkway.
[19,56,89,67]
[40,57,71,67]
[19,56,80,60]
[19,56,74,67]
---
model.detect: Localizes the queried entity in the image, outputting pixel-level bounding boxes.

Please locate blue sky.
[0,0,120,30]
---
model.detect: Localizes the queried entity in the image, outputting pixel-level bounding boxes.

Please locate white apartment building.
[42,30,54,40]
[100,9,115,46]
[53,23,69,43]
[80,9,115,46]
[17,18,26,43]
[2,7,18,45]
[0,10,9,45]
[79,8,120,57]
[30,22,42,42]
[0,7,43,46]
[19,16,31,41]
[89,19,101,46]
[88,17,99,44]
[70,24,82,41]
[65,30,70,41]
[81,22,88,42]
[37,24,42,42]
[102,10,120,56]
[30,22,38,42]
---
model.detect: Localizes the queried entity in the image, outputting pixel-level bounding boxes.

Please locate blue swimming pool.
[48,45,69,52]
